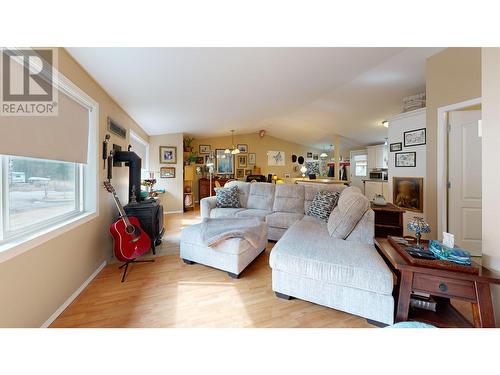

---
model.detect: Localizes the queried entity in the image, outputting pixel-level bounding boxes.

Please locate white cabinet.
[364,180,389,201]
[367,144,388,169]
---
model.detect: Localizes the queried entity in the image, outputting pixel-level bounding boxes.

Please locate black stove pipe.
[113,150,142,204]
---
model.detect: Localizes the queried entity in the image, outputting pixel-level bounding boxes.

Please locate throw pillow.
[306,191,340,222]
[327,190,370,239]
[215,185,240,208]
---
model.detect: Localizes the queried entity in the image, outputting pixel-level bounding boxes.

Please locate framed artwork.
[237,144,248,153]
[395,152,416,167]
[267,151,285,166]
[245,169,252,176]
[390,142,402,152]
[160,166,175,178]
[199,144,211,153]
[238,155,247,167]
[236,169,245,179]
[204,155,211,164]
[248,153,256,165]
[404,128,426,147]
[195,156,204,164]
[159,146,177,164]
[215,149,234,174]
[393,177,423,213]
[306,152,313,159]
[313,154,319,161]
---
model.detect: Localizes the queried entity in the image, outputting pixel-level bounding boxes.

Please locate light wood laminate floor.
[50,208,472,328]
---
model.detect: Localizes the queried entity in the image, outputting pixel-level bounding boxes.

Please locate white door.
[350,150,368,191]
[448,110,482,255]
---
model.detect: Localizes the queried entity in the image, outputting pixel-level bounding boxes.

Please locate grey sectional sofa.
[199,181,395,325]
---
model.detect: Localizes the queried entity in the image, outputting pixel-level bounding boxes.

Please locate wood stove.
[111,150,165,254]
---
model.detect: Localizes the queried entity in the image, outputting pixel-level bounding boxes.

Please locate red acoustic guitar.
[104,181,153,282]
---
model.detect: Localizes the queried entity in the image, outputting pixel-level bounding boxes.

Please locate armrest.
[200,196,217,218]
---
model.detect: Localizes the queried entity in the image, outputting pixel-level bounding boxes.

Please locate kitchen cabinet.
[367,144,388,169]
[364,180,389,201]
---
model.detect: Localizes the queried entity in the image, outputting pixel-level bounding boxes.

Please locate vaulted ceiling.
[68,47,442,149]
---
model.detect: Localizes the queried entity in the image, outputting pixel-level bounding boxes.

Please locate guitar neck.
[111,191,131,226]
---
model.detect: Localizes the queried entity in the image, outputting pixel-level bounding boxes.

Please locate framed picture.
[199,144,211,154]
[307,152,313,159]
[195,156,204,164]
[267,151,285,166]
[313,154,319,161]
[238,155,247,167]
[245,169,252,176]
[215,149,234,174]
[393,177,423,213]
[390,142,402,152]
[159,146,177,164]
[237,144,248,153]
[395,152,416,167]
[204,155,211,164]
[248,153,256,165]
[160,166,175,178]
[236,168,245,179]
[404,128,426,147]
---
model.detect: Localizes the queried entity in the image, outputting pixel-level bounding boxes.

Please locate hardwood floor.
[50,207,473,328]
[50,208,374,328]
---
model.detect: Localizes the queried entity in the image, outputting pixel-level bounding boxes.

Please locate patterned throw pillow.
[215,185,240,208]
[306,191,340,222]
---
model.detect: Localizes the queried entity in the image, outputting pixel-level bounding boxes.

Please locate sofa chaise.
[198,181,395,325]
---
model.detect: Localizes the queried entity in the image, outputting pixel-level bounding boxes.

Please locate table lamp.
[407,216,431,248]
[300,166,307,178]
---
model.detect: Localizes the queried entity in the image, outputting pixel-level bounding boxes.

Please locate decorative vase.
[184,194,193,207]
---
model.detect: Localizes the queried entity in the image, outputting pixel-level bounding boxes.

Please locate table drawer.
[412,274,476,300]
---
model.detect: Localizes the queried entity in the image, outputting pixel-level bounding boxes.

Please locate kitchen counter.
[294,178,350,185]
[362,178,388,182]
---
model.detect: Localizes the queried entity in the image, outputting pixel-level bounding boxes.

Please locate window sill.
[0,211,98,263]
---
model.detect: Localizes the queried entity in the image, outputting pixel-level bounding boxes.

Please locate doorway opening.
[437,98,482,256]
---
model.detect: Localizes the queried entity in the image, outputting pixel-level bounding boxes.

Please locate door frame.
[349,149,368,192]
[437,97,481,239]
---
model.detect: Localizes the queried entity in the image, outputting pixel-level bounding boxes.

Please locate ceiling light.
[382,120,389,128]
[225,130,240,154]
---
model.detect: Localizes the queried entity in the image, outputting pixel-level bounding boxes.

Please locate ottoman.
[180,221,268,278]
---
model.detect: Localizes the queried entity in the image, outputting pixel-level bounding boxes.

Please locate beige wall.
[481,48,500,325]
[0,48,149,327]
[425,48,482,236]
[149,133,184,213]
[191,133,324,201]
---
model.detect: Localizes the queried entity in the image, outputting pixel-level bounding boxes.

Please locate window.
[354,154,368,177]
[129,130,149,178]
[0,155,84,242]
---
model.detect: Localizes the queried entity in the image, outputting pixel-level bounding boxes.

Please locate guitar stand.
[119,259,155,282]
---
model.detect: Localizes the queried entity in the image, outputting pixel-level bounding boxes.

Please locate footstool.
[180,220,268,278]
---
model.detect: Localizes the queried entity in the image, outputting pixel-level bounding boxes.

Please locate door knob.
[439,283,448,292]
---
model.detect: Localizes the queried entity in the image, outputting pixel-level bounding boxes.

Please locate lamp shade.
[407,217,431,234]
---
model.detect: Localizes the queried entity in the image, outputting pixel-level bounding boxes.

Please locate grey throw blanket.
[200,217,263,248]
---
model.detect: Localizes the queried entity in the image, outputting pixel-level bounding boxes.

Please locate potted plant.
[184,137,194,152]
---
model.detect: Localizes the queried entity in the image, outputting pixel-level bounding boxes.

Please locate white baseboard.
[40,260,107,328]
[165,210,183,214]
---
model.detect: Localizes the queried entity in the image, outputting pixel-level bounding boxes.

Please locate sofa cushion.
[247,183,275,210]
[235,209,272,221]
[272,184,305,213]
[306,191,340,222]
[225,180,251,208]
[215,185,240,208]
[304,184,346,213]
[327,190,370,239]
[269,219,393,295]
[209,207,246,218]
[266,212,304,229]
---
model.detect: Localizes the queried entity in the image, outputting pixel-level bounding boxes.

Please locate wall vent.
[107,117,127,139]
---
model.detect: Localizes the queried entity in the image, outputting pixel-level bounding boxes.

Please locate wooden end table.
[374,237,500,328]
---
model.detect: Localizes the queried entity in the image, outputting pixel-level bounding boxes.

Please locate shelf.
[408,298,473,328]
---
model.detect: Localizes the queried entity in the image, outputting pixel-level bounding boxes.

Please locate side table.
[374,237,500,328]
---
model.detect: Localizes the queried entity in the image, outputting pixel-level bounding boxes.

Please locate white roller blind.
[0,90,89,164]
